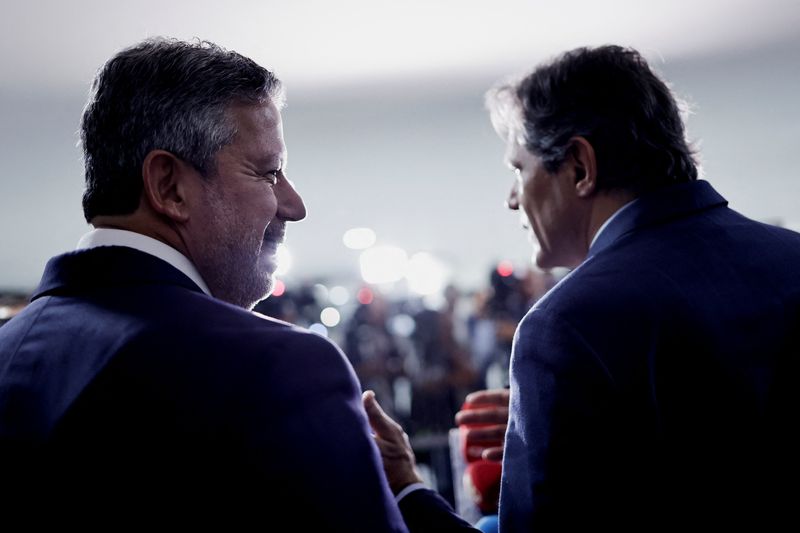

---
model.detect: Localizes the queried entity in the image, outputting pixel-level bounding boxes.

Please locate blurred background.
[2,0,799,505]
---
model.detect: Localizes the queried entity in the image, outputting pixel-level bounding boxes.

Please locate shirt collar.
[76,228,212,296]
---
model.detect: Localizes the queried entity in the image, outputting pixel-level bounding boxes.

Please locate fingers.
[363,391,424,493]
[372,434,412,460]
[456,389,509,465]
[456,389,511,425]
[363,390,404,441]
[463,424,506,443]
[464,388,510,406]
[362,391,411,462]
[482,446,504,462]
[455,406,509,426]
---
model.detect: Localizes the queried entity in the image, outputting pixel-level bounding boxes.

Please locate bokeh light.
[320,307,341,327]
[357,287,374,304]
[388,313,416,337]
[312,283,329,303]
[343,227,377,250]
[406,252,448,295]
[497,260,514,277]
[309,323,329,337]
[359,245,408,284]
[275,244,292,276]
[329,285,350,306]
[271,279,286,297]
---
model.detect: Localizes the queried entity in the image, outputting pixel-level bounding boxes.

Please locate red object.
[271,279,286,297]
[458,400,504,513]
[464,460,502,514]
[497,260,514,277]
[357,287,374,305]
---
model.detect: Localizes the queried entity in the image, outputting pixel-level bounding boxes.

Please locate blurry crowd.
[256,264,557,436]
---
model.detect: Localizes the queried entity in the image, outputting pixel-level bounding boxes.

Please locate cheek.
[521,181,543,220]
[264,193,279,220]
[240,188,278,220]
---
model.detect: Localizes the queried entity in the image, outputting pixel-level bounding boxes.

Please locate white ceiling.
[2,0,799,94]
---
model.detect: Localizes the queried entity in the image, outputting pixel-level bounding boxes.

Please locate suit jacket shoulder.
[501,181,800,530]
[0,246,407,531]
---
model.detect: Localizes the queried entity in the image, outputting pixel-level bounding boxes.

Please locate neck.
[586,190,637,245]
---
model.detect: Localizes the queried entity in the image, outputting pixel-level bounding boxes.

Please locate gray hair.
[80,37,284,222]
[487,45,698,194]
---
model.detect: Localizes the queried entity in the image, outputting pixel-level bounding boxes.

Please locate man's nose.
[506,182,520,211]
[276,176,307,221]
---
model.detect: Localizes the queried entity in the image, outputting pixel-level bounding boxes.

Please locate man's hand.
[363,390,424,494]
[455,389,510,462]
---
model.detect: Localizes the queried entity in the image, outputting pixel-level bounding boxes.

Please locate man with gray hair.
[0,38,414,529]
[486,46,799,530]
[368,45,800,531]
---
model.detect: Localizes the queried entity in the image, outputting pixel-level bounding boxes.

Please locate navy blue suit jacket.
[0,246,408,530]
[501,181,800,530]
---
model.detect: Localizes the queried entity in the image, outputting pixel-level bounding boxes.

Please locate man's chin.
[253,257,277,301]
[529,241,547,268]
[239,276,273,310]
[262,275,276,298]
[534,247,560,270]
[229,258,275,310]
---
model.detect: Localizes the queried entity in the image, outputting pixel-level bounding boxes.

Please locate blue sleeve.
[256,332,410,532]
[499,309,618,531]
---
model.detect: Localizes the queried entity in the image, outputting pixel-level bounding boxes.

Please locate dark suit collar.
[588,180,728,257]
[32,246,206,300]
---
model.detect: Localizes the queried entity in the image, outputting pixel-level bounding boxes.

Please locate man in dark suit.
[0,38,413,529]
[490,44,800,530]
[371,45,800,531]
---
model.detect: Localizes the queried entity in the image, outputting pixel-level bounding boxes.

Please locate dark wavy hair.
[80,38,283,222]
[487,45,698,193]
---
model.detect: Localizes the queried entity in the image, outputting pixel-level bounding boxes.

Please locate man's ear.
[141,150,195,222]
[568,137,597,198]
